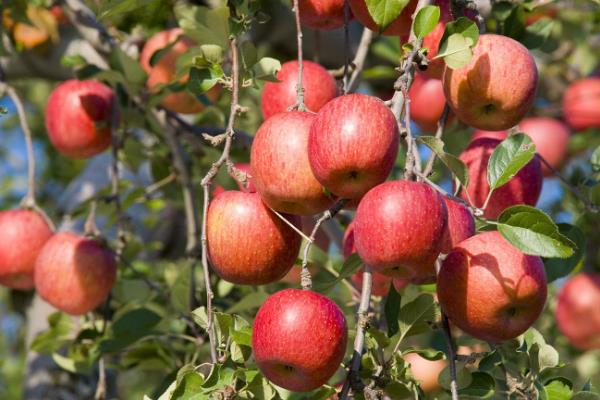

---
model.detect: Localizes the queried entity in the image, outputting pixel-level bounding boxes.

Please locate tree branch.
[347,28,374,93]
[422,104,451,177]
[291,0,306,110]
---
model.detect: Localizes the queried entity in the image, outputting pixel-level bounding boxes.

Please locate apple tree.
[0,0,599,399]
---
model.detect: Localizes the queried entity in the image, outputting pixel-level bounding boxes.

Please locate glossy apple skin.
[0,210,53,290]
[404,353,446,393]
[556,273,600,350]
[34,232,116,315]
[440,197,475,254]
[45,79,116,159]
[141,28,218,114]
[349,0,416,36]
[251,111,334,215]
[562,77,600,131]
[308,94,399,199]
[207,191,301,285]
[458,138,543,219]
[409,75,448,133]
[252,289,347,392]
[354,181,448,282]
[299,0,350,30]
[261,61,338,119]
[437,231,547,342]
[443,34,538,131]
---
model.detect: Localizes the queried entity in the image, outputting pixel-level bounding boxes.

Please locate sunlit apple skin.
[141,28,218,114]
[562,77,600,131]
[348,0,416,36]
[252,289,348,392]
[354,181,448,282]
[443,34,538,131]
[299,0,350,30]
[0,210,53,290]
[409,74,448,133]
[520,118,571,176]
[45,79,116,159]
[261,61,338,119]
[251,111,334,215]
[404,353,446,393]
[308,94,399,199]
[34,232,116,315]
[440,197,475,253]
[556,273,600,350]
[207,191,301,285]
[458,138,543,219]
[437,231,547,342]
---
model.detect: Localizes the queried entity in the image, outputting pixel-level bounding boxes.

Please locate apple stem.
[441,312,460,400]
[291,0,306,111]
[423,104,451,177]
[339,265,373,399]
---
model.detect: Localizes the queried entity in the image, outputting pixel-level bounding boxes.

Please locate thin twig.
[94,357,106,400]
[300,199,348,290]
[347,29,374,93]
[340,265,373,400]
[291,0,306,110]
[342,0,351,93]
[423,104,451,177]
[441,312,459,400]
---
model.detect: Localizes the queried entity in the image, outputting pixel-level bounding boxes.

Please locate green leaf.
[572,392,600,400]
[252,57,282,82]
[226,291,269,313]
[439,363,473,390]
[487,133,536,190]
[371,37,401,64]
[187,66,222,96]
[384,382,413,397]
[497,205,576,258]
[530,343,559,374]
[504,5,526,39]
[544,378,573,400]
[384,284,401,337]
[100,308,161,353]
[108,45,147,88]
[436,33,475,69]
[404,347,446,361]
[365,0,411,32]
[398,293,439,341]
[414,6,440,39]
[339,253,364,279]
[31,312,73,353]
[149,38,180,68]
[441,17,480,46]
[61,54,87,68]
[521,18,554,50]
[98,0,159,21]
[417,136,469,187]
[172,371,205,400]
[458,371,495,398]
[591,146,600,173]
[175,4,230,48]
[543,224,586,282]
[491,1,515,21]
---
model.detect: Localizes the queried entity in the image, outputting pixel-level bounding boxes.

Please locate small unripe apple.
[299,0,350,30]
[404,353,446,393]
[440,197,475,253]
[458,138,543,219]
[409,74,449,133]
[34,232,117,315]
[261,60,338,119]
[354,180,448,282]
[348,0,416,36]
[45,79,116,159]
[207,191,301,285]
[252,288,347,392]
[0,210,53,290]
[556,273,600,350]
[251,111,334,215]
[562,77,600,131]
[308,94,399,199]
[437,231,547,342]
[443,34,538,131]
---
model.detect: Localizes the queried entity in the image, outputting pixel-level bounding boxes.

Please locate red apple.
[471,129,508,142]
[299,0,350,30]
[404,353,446,393]
[440,197,475,253]
[251,111,334,215]
[261,60,338,119]
[519,117,571,176]
[562,77,600,131]
[443,34,538,131]
[353,180,448,282]
[421,22,446,79]
[141,28,219,114]
[458,138,543,219]
[0,210,53,290]
[556,273,600,350]
[207,191,301,285]
[308,94,399,199]
[437,231,547,342]
[348,0,416,36]
[34,232,116,315]
[45,79,116,159]
[409,74,448,133]
[252,288,347,391]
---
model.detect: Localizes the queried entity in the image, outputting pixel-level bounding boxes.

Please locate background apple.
[299,0,349,30]
[440,197,475,253]
[556,273,600,350]
[459,138,543,219]
[437,231,547,342]
[404,353,446,393]
[308,94,399,199]
[34,232,117,315]
[562,77,600,131]
[443,34,538,131]
[207,191,301,285]
[348,0,416,36]
[252,288,347,392]
[251,111,334,215]
[0,210,53,290]
[409,74,448,133]
[353,180,447,282]
[261,60,338,119]
[45,79,116,159]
